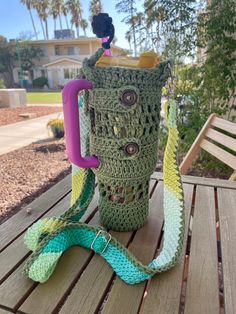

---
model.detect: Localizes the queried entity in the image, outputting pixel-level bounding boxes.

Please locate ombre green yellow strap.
[23,99,185,284]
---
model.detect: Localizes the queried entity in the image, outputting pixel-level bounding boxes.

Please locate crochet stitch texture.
[23,97,185,284]
[80,48,172,231]
[23,49,185,284]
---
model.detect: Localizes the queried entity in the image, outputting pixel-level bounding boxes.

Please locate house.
[9,37,123,89]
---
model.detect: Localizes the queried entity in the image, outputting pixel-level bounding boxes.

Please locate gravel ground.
[0,131,229,225]
[0,138,71,224]
[0,106,62,126]
[0,106,230,226]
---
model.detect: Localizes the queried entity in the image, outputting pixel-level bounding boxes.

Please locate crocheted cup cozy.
[80,49,171,231]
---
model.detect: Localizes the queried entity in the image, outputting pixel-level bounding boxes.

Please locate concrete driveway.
[0,113,63,155]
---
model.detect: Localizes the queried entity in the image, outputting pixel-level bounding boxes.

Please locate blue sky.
[0,0,143,49]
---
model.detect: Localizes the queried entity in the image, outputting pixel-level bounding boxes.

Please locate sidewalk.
[27,103,62,107]
[0,113,63,155]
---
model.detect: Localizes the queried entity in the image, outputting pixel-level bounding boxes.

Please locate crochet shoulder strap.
[23,99,185,284]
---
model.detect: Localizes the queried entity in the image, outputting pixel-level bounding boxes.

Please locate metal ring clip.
[91,230,112,254]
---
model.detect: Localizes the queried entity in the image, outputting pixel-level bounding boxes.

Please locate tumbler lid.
[96,51,160,69]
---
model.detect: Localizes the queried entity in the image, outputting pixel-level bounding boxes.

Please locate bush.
[0,79,5,88]
[33,76,48,88]
[47,119,64,138]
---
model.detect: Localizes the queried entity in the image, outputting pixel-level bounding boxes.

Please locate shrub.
[33,76,48,88]
[47,119,64,138]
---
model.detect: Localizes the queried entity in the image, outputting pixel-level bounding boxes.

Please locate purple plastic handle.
[62,79,100,168]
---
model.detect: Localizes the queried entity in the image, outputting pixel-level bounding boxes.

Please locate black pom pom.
[92,13,115,49]
[92,13,112,37]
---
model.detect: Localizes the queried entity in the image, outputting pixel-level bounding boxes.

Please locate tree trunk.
[139,25,142,52]
[155,23,160,53]
[29,9,38,40]
[39,17,46,39]
[3,67,14,88]
[59,14,63,30]
[83,28,87,36]
[65,15,69,29]
[45,19,49,39]
[128,40,131,53]
[132,24,137,56]
[151,24,155,51]
[130,1,137,56]
[2,73,11,88]
[76,26,79,38]
[54,18,56,33]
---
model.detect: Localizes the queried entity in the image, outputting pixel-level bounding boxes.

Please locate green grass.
[27,92,62,104]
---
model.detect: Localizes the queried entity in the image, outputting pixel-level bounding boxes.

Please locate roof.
[8,37,123,51]
[29,37,100,45]
[43,58,83,67]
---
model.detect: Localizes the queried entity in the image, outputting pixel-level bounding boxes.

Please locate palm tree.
[77,3,83,37]
[89,0,102,21]
[134,12,143,48]
[20,0,38,40]
[67,0,83,38]
[32,0,46,39]
[80,19,88,36]
[51,0,63,30]
[61,1,70,29]
[116,0,137,56]
[125,30,132,53]
[144,1,161,52]
[50,1,59,32]
[33,0,50,39]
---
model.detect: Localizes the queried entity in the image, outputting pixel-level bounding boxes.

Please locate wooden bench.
[180,113,236,181]
[0,172,236,313]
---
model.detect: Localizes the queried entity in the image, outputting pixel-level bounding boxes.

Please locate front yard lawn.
[27,92,62,104]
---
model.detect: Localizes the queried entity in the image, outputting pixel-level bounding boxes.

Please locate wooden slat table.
[0,173,236,314]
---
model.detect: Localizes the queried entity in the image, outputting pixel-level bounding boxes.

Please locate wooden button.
[124,142,139,156]
[121,90,137,106]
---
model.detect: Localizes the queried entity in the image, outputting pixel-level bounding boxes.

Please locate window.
[74,47,80,54]
[55,46,60,55]
[70,68,80,77]
[64,69,70,79]
[63,68,81,79]
[18,70,28,79]
[67,47,75,55]
[41,69,47,77]
[39,46,48,56]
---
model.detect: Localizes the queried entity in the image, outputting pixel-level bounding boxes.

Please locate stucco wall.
[10,38,124,87]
